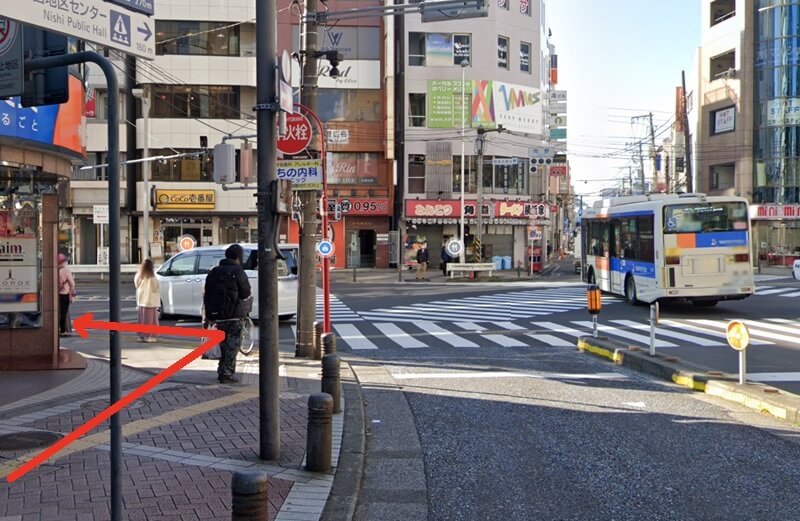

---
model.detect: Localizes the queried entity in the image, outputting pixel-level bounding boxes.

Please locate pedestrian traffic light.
[21,28,68,108]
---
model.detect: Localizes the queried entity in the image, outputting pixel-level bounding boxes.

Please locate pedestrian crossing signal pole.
[587,285,602,338]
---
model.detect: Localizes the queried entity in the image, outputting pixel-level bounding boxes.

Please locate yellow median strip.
[1,389,257,481]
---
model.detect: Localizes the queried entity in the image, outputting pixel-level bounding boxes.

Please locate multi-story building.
[76,0,394,268]
[690,0,800,263]
[399,0,559,268]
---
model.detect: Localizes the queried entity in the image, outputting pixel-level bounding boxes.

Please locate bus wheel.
[625,276,638,305]
[693,300,718,308]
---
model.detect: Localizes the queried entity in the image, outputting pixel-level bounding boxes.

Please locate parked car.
[793,259,800,281]
[156,243,298,320]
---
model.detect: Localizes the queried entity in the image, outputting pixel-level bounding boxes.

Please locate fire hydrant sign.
[0,18,23,99]
[4,0,155,60]
[277,159,323,191]
[277,113,313,155]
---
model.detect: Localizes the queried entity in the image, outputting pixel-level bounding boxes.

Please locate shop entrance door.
[359,230,376,268]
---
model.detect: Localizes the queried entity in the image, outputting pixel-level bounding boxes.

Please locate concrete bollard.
[231,471,268,520]
[306,393,333,472]
[321,354,341,414]
[313,321,324,360]
[321,332,337,356]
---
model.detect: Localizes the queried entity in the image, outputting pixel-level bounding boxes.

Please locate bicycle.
[238,296,256,356]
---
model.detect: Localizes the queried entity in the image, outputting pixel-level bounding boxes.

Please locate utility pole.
[296,0,319,358]
[682,70,694,193]
[125,56,138,262]
[648,112,657,190]
[255,0,281,460]
[638,141,645,193]
[475,128,486,262]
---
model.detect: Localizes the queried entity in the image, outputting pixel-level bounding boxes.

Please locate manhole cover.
[0,431,63,451]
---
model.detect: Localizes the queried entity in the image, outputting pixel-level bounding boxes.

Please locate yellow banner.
[155,190,216,210]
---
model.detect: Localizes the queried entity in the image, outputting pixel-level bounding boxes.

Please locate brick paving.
[0,355,342,521]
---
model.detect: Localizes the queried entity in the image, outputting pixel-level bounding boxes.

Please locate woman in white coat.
[134,259,160,342]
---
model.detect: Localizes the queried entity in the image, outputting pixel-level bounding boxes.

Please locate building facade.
[399,0,561,269]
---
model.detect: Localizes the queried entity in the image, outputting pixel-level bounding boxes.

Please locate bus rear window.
[664,202,748,234]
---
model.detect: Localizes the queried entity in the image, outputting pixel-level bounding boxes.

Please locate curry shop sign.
[405,200,548,219]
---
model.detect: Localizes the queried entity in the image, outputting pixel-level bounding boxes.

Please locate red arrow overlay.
[6,313,226,483]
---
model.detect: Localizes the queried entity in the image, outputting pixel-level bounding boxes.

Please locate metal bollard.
[353,266,357,282]
[321,354,341,414]
[306,393,333,472]
[321,332,337,356]
[313,321,324,360]
[231,471,268,520]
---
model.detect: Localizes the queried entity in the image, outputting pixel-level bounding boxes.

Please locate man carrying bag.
[203,244,252,384]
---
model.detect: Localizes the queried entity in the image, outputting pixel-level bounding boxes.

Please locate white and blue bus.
[580,193,754,306]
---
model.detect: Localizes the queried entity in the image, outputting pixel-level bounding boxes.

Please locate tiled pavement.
[0,352,345,521]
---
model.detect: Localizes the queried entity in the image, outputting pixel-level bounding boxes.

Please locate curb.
[577,335,800,425]
[321,362,366,521]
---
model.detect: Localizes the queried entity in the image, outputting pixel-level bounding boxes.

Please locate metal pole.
[296,0,320,356]
[142,89,150,261]
[256,0,280,461]
[739,350,746,385]
[27,49,123,521]
[476,132,484,263]
[592,315,598,338]
[681,70,694,193]
[649,303,656,357]
[125,55,138,263]
[459,60,468,264]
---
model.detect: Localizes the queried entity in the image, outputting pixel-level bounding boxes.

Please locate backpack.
[203,265,241,321]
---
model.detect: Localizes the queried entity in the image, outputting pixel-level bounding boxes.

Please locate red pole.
[295,103,331,333]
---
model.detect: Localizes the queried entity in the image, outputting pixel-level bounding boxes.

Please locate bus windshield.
[664,202,748,234]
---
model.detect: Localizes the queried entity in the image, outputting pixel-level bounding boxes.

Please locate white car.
[794,259,800,281]
[156,243,298,320]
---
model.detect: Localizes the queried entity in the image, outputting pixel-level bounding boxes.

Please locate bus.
[580,193,754,306]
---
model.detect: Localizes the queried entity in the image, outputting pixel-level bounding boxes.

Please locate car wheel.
[158,302,169,321]
[625,276,638,305]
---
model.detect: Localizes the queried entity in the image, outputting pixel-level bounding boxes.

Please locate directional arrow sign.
[5,0,155,60]
[5,314,225,483]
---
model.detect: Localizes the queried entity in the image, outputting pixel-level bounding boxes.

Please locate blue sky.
[547,0,701,198]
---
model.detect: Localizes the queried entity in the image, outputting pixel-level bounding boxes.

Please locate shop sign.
[472,80,543,135]
[328,153,380,185]
[155,189,216,210]
[406,200,460,217]
[177,235,196,252]
[0,266,38,312]
[549,165,568,177]
[277,159,323,191]
[327,128,350,145]
[766,98,800,127]
[427,80,473,129]
[328,198,390,216]
[0,237,37,264]
[750,204,800,220]
[0,210,38,314]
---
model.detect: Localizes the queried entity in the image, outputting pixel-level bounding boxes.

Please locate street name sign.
[104,0,155,16]
[0,18,24,98]
[6,0,155,60]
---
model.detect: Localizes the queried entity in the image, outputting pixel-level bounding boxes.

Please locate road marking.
[333,323,378,350]
[482,334,527,348]
[623,402,647,408]
[411,321,478,348]
[755,288,794,295]
[687,319,792,345]
[610,320,722,347]
[781,291,800,297]
[571,321,677,347]
[525,333,575,347]
[373,323,427,349]
[659,319,774,346]
[532,321,588,338]
[391,371,627,380]
[455,322,485,331]
[494,321,527,331]
[748,372,800,382]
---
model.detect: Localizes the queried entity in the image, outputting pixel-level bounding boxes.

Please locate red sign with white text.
[549,165,568,177]
[278,113,313,155]
[405,200,549,219]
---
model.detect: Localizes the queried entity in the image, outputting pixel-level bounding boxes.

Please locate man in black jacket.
[203,244,252,384]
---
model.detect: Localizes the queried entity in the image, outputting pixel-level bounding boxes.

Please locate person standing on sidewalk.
[440,243,450,276]
[58,253,76,337]
[416,243,429,280]
[203,244,252,384]
[134,259,160,343]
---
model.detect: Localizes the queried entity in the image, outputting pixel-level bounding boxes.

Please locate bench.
[447,263,496,278]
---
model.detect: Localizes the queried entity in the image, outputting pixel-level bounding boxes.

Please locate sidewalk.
[0,334,349,521]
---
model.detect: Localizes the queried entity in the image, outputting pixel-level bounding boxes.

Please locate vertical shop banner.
[0,213,39,314]
[428,80,472,129]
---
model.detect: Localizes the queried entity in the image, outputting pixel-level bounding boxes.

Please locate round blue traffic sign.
[316,240,334,257]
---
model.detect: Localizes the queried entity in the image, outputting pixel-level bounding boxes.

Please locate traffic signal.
[22,28,68,107]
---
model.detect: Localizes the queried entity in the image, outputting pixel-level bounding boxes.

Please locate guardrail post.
[321,354,341,414]
[306,393,333,472]
[231,471,269,520]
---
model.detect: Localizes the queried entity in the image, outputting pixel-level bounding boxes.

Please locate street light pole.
[133,87,151,261]
[459,59,469,264]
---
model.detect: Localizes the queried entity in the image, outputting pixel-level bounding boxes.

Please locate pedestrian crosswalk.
[357,287,622,323]
[754,286,800,298]
[313,291,363,322]
[285,316,800,352]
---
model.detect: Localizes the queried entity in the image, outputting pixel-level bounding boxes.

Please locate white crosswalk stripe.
[333,323,378,350]
[359,287,622,323]
[373,323,427,349]
[314,291,362,321]
[754,286,800,298]
[415,321,479,348]
[610,319,723,347]
[571,320,677,348]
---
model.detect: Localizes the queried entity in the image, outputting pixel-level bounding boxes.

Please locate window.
[711,106,735,134]
[156,21,240,56]
[409,93,426,127]
[149,148,215,182]
[664,202,748,234]
[197,253,224,274]
[151,85,241,119]
[475,156,526,195]
[408,155,426,194]
[710,50,735,80]
[637,216,655,262]
[317,89,381,122]
[710,0,735,26]
[710,163,735,190]
[497,36,510,69]
[520,0,531,15]
[497,0,509,10]
[520,42,531,73]
[165,254,197,276]
[408,32,472,67]
[587,221,609,257]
